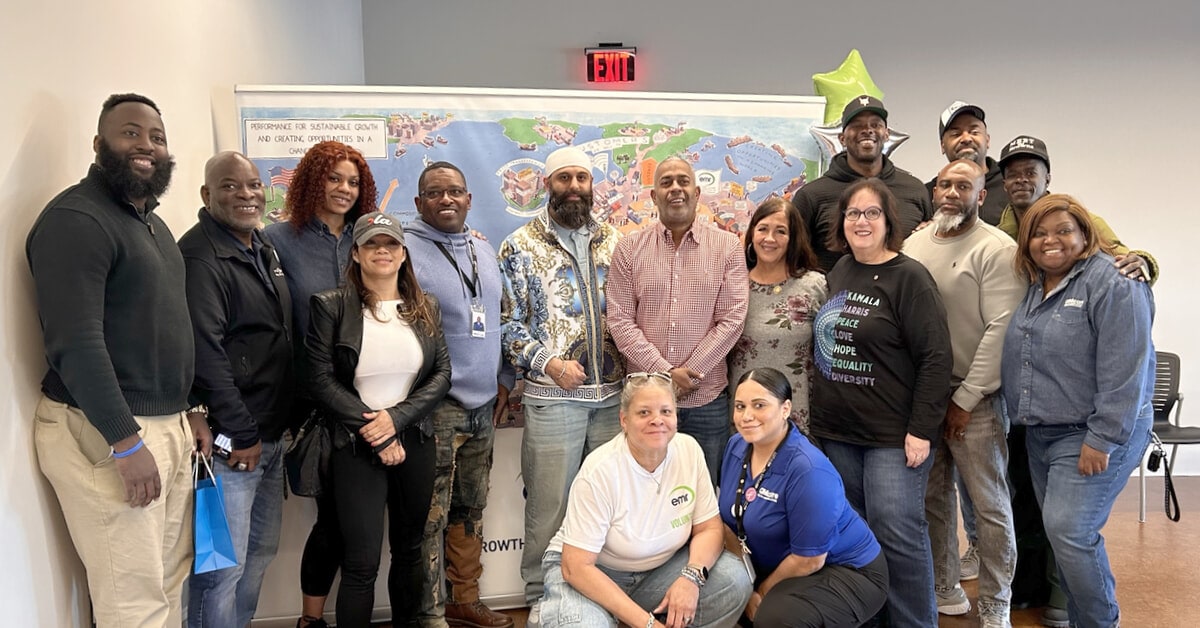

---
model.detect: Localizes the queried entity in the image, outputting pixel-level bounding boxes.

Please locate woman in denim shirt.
[1001,194,1154,628]
[262,141,379,628]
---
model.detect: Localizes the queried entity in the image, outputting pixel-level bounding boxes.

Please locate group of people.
[26,91,1156,628]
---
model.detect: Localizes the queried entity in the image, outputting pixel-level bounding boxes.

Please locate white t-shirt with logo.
[549,432,718,572]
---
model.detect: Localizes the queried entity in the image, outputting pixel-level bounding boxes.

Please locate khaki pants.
[34,396,194,628]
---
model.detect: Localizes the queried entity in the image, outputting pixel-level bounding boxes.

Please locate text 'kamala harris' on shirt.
[814,290,879,387]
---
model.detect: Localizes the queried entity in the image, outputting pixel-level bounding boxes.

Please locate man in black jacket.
[924,101,1008,226]
[179,151,295,628]
[27,93,211,628]
[793,95,933,271]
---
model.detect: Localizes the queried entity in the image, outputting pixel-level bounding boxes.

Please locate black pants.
[299,486,342,597]
[753,551,889,628]
[331,426,436,627]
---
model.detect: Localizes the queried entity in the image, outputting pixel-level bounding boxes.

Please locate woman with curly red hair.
[263,140,378,628]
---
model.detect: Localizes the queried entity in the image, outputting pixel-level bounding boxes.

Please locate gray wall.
[364,0,1200,467]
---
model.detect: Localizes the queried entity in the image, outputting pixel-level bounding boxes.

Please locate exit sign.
[586,46,636,83]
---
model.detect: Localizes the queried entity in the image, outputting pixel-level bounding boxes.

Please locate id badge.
[470,300,486,338]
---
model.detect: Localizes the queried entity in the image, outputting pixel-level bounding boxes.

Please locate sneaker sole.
[937,600,971,616]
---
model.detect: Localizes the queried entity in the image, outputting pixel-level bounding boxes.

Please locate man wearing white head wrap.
[497,146,626,625]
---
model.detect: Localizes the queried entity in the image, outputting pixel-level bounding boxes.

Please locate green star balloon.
[812,49,884,126]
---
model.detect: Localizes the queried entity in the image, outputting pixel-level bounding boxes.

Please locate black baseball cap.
[841,95,888,128]
[999,135,1051,172]
[939,101,986,137]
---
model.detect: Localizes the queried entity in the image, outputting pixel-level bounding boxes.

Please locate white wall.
[0,1,363,624]
[363,0,1200,469]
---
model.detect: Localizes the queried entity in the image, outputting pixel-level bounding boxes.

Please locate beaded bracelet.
[112,439,144,459]
[645,612,656,628]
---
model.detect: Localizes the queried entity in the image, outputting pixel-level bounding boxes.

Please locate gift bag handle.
[194,453,217,489]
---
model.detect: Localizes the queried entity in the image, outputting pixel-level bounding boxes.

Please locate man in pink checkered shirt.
[606,157,749,484]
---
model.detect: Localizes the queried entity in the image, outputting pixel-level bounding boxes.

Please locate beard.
[932,209,969,235]
[96,137,176,202]
[548,191,593,230]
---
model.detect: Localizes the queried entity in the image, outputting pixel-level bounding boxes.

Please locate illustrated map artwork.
[237,87,827,244]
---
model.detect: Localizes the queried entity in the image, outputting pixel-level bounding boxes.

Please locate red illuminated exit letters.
[586,47,636,83]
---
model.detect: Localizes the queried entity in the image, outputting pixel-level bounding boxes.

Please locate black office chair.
[1139,351,1200,522]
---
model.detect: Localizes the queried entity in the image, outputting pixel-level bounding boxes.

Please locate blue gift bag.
[193,456,238,574]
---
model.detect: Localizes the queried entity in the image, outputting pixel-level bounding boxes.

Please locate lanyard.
[433,238,481,300]
[732,429,790,545]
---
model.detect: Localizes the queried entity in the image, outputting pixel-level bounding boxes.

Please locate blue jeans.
[926,395,1015,612]
[677,393,731,486]
[821,440,936,628]
[187,437,286,628]
[540,548,750,628]
[419,397,498,625]
[1026,416,1151,628]
[957,471,978,543]
[521,400,621,604]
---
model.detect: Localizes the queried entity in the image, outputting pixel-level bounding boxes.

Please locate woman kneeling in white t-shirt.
[540,372,752,628]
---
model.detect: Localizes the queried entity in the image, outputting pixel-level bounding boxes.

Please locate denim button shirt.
[262,217,354,339]
[1001,253,1156,454]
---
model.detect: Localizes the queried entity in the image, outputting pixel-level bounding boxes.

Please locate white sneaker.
[526,599,541,628]
[980,606,1012,628]
[959,543,980,581]
[935,584,970,616]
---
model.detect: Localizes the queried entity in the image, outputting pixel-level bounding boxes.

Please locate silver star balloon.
[809,124,910,174]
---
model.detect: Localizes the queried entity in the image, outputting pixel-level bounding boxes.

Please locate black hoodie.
[792,152,933,271]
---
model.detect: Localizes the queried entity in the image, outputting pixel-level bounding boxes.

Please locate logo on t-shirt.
[668,485,695,529]
[814,290,878,386]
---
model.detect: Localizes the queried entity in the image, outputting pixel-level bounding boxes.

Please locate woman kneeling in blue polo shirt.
[720,368,888,627]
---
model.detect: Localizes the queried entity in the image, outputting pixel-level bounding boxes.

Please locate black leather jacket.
[306,286,451,451]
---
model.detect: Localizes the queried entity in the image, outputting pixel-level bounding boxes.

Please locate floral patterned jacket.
[498,212,625,402]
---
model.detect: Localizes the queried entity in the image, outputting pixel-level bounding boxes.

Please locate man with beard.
[407,161,515,628]
[179,152,294,628]
[794,95,933,270]
[607,157,748,484]
[997,135,1157,283]
[924,102,1009,226]
[904,160,1025,628]
[26,93,211,627]
[497,146,625,626]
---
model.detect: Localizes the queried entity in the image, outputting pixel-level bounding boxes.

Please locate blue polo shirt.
[718,426,880,574]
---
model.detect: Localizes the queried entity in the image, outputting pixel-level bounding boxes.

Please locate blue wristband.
[113,439,144,459]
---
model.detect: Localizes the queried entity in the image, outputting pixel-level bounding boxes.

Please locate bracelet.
[113,439,144,459]
[558,362,567,378]
[645,612,656,628]
[680,566,705,588]
[187,404,208,416]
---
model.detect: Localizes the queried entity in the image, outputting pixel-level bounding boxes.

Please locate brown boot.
[445,600,514,628]
[444,523,513,627]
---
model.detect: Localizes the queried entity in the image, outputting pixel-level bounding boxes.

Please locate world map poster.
[236,86,826,244]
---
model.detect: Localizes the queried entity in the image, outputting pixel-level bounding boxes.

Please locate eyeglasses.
[625,371,672,384]
[419,187,468,201]
[844,207,883,221]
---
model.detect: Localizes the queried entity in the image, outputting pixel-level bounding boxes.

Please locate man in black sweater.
[180,151,295,628]
[26,93,211,627]
[924,101,1009,226]
[793,95,933,271]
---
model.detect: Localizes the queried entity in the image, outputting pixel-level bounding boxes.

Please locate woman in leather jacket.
[306,212,451,627]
